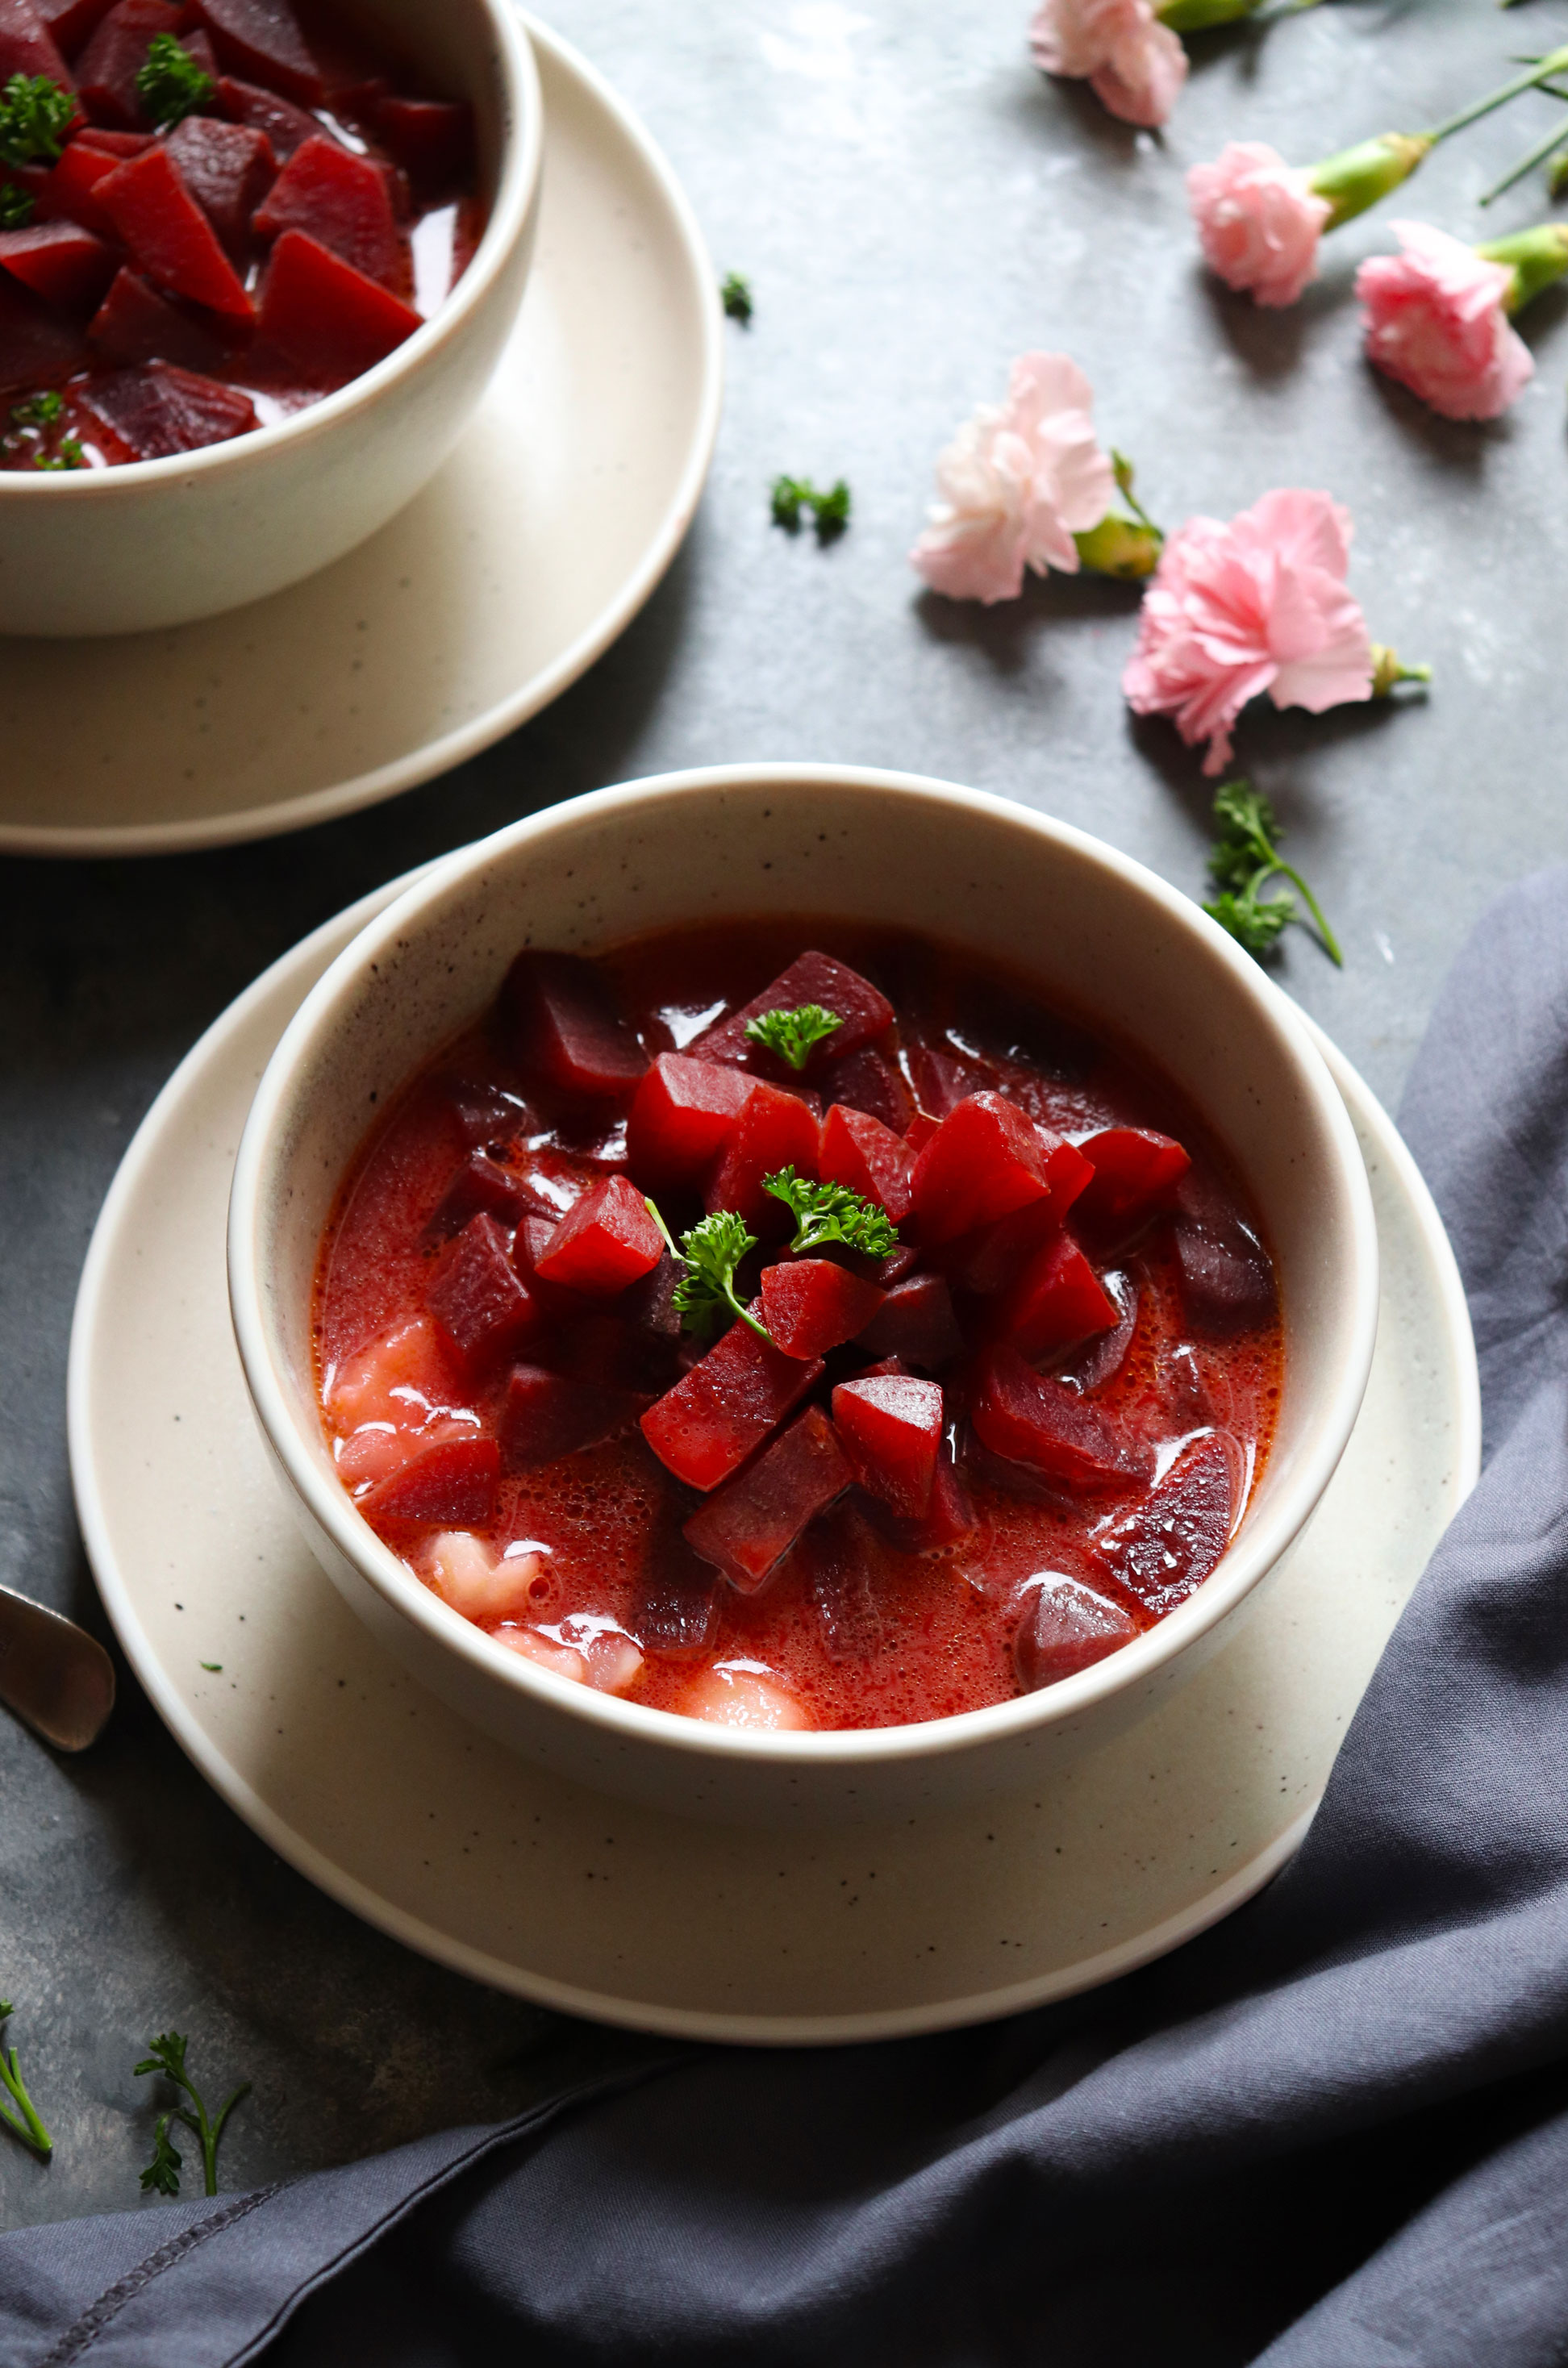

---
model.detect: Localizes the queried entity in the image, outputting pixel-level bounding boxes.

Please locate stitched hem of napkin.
[34,2186,290,2367]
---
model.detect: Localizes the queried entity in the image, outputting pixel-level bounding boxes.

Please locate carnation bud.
[1074,515,1163,581]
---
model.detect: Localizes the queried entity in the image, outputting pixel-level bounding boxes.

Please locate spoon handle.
[0,1585,115,1753]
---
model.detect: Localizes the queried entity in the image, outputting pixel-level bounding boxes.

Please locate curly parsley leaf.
[719,270,753,323]
[744,1003,842,1070]
[0,2001,52,2160]
[0,179,33,227]
[136,33,215,128]
[10,390,60,429]
[33,435,82,470]
[136,2028,250,2198]
[1202,781,1342,969]
[0,74,75,166]
[770,474,851,541]
[652,1207,772,1345]
[762,1168,899,1259]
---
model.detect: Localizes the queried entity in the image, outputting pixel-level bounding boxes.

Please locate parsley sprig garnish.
[34,436,82,470]
[720,270,753,323]
[10,390,60,430]
[645,1200,770,1343]
[136,33,214,127]
[1203,782,1343,968]
[0,73,73,166]
[771,474,850,540]
[744,1003,842,1069]
[0,180,34,227]
[0,2001,52,2160]
[763,1168,899,1258]
[136,2030,250,2197]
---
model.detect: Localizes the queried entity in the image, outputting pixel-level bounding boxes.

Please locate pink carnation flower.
[911,352,1117,605]
[1356,221,1534,422]
[1123,489,1374,773]
[1029,0,1187,129]
[1187,142,1332,307]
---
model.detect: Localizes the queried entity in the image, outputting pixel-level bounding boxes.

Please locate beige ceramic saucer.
[0,20,722,857]
[68,877,1480,2043]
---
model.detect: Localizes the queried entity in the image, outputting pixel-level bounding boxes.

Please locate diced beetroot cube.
[498,949,647,1102]
[78,360,255,455]
[252,132,402,290]
[1013,1574,1140,1691]
[971,1345,1153,1494]
[41,138,119,231]
[997,1233,1118,1361]
[854,1270,963,1372]
[906,1040,985,1119]
[424,1212,543,1370]
[1173,1175,1275,1339]
[252,225,419,381]
[758,1257,883,1359]
[215,69,315,158]
[1091,1433,1237,1615]
[374,95,474,194]
[0,272,90,390]
[97,143,252,314]
[421,1152,535,1243]
[72,125,151,151]
[533,1174,663,1296]
[859,1435,978,1554]
[626,1050,752,1186]
[703,1080,819,1228]
[1075,1128,1191,1234]
[911,1091,1063,1245]
[0,217,115,310]
[88,263,226,367]
[622,1252,684,1345]
[690,950,895,1074]
[76,0,179,127]
[819,1044,911,1134]
[35,0,115,56]
[498,1364,646,1470]
[1057,1270,1139,1393]
[0,0,74,91]
[944,1176,1088,1295]
[818,1102,913,1224]
[165,115,275,254]
[832,1374,943,1520]
[359,1431,498,1527]
[640,1315,822,1491]
[548,1311,669,1393]
[629,1514,719,1659]
[192,0,320,102]
[683,1405,852,1594]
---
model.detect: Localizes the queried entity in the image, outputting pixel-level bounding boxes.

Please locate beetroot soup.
[0,0,483,466]
[312,923,1283,1734]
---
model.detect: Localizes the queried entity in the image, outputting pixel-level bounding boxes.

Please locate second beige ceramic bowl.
[228,766,1379,1825]
[0,0,541,636]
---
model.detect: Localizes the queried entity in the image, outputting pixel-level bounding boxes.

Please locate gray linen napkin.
[6,867,1568,2368]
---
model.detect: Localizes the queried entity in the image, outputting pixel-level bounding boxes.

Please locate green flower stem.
[1478,112,1568,206]
[1307,133,1431,231]
[1370,644,1432,698]
[1475,221,1568,310]
[1424,43,1568,142]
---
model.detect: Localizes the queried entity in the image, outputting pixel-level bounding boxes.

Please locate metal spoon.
[0,1585,115,1752]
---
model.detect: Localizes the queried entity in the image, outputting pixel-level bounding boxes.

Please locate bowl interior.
[240,769,1376,1752]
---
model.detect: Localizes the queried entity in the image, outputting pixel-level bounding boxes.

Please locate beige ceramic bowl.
[0,0,540,636]
[228,765,1379,1826]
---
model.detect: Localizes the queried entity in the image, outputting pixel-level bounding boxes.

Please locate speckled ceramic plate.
[0,20,722,857]
[67,876,1480,2043]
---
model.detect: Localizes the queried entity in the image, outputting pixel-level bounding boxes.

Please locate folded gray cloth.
[7,869,1568,2368]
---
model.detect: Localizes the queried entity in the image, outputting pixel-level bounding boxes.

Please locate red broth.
[0,0,483,467]
[312,922,1283,1733]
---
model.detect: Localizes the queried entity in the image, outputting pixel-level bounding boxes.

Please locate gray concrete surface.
[3,0,1563,2226]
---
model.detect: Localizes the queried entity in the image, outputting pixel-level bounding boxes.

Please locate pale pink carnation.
[1123,489,1374,773]
[1356,221,1533,422]
[1187,142,1332,307]
[1029,0,1187,129]
[911,352,1117,604]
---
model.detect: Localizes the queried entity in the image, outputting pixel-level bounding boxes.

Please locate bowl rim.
[0,0,542,498]
[227,762,1381,1774]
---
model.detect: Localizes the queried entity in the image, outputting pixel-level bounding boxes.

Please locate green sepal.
[1074,514,1163,582]
[1475,223,1568,314]
[1307,132,1430,231]
[1155,0,1261,30]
